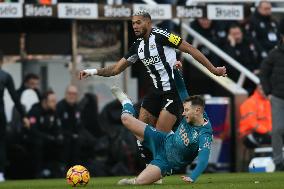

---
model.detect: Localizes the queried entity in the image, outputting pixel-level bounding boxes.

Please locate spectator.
[223,24,260,94]
[225,24,260,72]
[17,73,41,103]
[57,85,95,167]
[28,90,64,178]
[248,1,279,60]
[79,93,103,137]
[10,73,41,131]
[0,51,29,182]
[187,18,220,66]
[239,83,271,149]
[259,19,284,171]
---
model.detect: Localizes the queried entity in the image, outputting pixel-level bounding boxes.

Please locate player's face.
[182,102,194,123]
[182,101,197,123]
[132,15,150,38]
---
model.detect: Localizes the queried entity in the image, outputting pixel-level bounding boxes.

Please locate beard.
[135,28,147,38]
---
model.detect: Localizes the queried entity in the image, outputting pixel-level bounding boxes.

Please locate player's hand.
[181,176,193,183]
[79,70,91,80]
[174,61,183,70]
[213,66,227,77]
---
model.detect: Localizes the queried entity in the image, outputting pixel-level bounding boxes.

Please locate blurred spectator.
[99,100,140,176]
[6,74,41,179]
[28,90,64,178]
[224,24,259,72]
[57,85,95,167]
[17,73,41,102]
[0,51,29,182]
[248,1,279,60]
[260,19,284,171]
[187,18,220,66]
[240,83,271,149]
[9,73,40,134]
[79,93,103,137]
[223,24,261,94]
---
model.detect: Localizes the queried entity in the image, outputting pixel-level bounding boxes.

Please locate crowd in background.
[0,64,142,179]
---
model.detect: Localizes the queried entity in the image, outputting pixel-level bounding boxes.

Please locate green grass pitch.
[1,172,284,189]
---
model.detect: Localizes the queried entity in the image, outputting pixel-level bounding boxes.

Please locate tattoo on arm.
[97,59,130,77]
[97,65,117,77]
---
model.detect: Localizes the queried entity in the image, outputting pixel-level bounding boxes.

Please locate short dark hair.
[184,95,205,109]
[23,73,39,83]
[42,90,54,101]
[229,23,241,31]
[132,10,151,20]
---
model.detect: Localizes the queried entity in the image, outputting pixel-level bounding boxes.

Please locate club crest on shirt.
[150,44,156,50]
[192,130,198,140]
[203,137,212,150]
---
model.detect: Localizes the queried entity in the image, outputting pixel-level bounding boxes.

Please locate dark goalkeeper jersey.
[124,28,182,92]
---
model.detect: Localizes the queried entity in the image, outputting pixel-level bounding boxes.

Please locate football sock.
[122,103,137,117]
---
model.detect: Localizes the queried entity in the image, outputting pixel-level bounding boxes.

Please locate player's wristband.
[84,69,98,75]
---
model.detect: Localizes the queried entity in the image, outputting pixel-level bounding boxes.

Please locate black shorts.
[141,89,182,118]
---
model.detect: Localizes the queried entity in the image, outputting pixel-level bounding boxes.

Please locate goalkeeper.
[112,68,212,185]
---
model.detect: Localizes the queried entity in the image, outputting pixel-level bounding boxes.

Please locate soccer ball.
[66,165,90,187]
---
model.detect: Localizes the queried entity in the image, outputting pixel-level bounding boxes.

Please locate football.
[66,165,90,187]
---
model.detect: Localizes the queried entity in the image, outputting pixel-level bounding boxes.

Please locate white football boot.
[117,177,136,185]
[111,86,131,104]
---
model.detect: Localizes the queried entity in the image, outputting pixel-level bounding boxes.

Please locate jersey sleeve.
[124,41,139,64]
[173,68,189,102]
[188,133,212,182]
[154,28,182,48]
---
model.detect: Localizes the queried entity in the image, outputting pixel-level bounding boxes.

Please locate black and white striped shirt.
[124,28,182,92]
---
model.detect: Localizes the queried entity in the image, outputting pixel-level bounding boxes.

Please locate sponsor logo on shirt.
[141,55,161,67]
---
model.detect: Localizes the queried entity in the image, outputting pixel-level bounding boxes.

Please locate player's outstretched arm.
[173,68,189,102]
[78,58,131,80]
[188,134,212,182]
[178,41,227,77]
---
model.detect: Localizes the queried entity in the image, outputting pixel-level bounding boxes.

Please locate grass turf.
[0,172,284,189]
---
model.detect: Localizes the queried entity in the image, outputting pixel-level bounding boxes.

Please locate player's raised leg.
[111,86,146,141]
[156,110,177,132]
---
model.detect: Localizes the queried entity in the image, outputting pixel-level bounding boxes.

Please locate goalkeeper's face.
[132,15,151,38]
